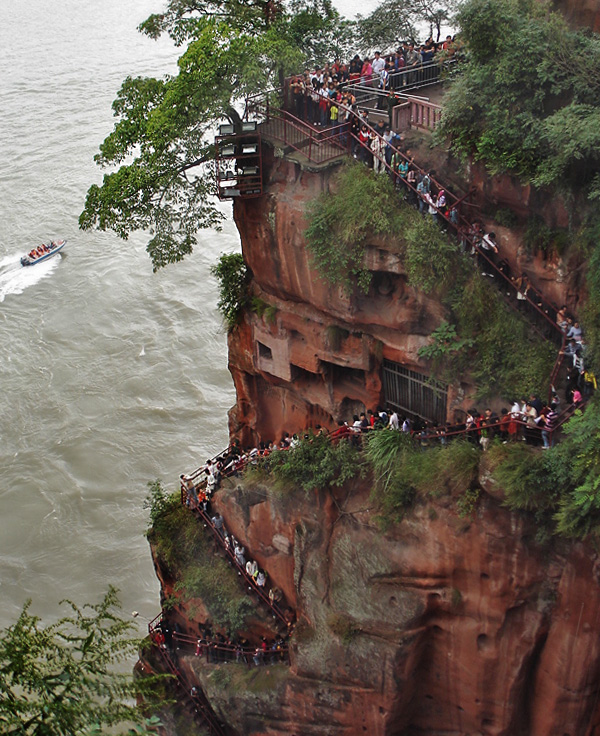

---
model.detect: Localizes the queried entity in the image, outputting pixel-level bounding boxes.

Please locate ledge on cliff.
[168,428,600,735]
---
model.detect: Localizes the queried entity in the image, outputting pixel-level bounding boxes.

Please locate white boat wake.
[0,253,61,303]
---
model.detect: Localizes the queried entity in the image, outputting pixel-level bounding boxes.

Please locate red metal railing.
[246,88,565,351]
[180,493,294,629]
[409,98,443,130]
[149,615,290,668]
[147,617,228,736]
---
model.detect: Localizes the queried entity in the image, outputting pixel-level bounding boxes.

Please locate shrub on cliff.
[305,162,460,295]
[442,273,555,399]
[145,481,252,629]
[487,402,600,540]
[211,252,249,330]
[553,400,600,538]
[365,432,481,525]
[259,432,363,494]
[305,162,402,294]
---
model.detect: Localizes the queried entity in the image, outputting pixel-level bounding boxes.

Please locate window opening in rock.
[258,341,273,361]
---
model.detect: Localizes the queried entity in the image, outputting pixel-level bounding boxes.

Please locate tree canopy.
[79,0,353,271]
[79,0,460,271]
[0,587,162,736]
[436,0,600,198]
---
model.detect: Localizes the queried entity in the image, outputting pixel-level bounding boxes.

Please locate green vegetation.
[145,481,252,631]
[211,253,249,330]
[364,432,480,525]
[437,0,600,196]
[436,0,600,368]
[444,273,556,399]
[250,296,277,324]
[356,0,457,48]
[576,223,600,369]
[418,321,474,363]
[79,0,354,269]
[523,217,569,258]
[416,263,557,400]
[305,162,460,294]
[176,566,252,633]
[252,432,363,495]
[456,486,481,518]
[0,587,163,736]
[307,164,553,398]
[484,397,600,539]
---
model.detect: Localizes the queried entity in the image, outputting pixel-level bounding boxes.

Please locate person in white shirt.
[479,231,499,276]
[388,411,400,430]
[372,51,386,78]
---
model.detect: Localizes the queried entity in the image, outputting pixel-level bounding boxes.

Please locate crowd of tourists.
[193,629,287,667]
[153,616,288,669]
[289,34,458,119]
[180,460,295,633]
[290,64,568,338]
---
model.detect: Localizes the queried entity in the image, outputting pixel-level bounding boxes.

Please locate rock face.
[227,139,577,447]
[190,141,599,735]
[553,0,600,31]
[229,151,471,447]
[207,475,600,736]
[162,118,597,733]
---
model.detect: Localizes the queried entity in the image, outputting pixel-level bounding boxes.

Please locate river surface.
[0,0,240,628]
[1,0,399,631]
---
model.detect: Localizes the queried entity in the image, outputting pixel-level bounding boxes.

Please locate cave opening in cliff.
[382,359,448,425]
[321,360,366,388]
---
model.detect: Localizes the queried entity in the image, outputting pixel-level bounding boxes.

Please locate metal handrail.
[172,631,290,665]
[182,398,585,486]
[246,87,562,345]
[181,495,293,629]
[147,621,228,736]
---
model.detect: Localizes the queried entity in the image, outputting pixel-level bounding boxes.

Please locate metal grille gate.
[382,360,448,425]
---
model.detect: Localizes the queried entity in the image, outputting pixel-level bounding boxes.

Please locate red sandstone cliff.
[175,471,600,736]
[203,141,598,735]
[156,88,600,732]
[229,150,468,446]
[552,0,600,31]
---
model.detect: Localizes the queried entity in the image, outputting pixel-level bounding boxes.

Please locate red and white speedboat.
[21,240,66,267]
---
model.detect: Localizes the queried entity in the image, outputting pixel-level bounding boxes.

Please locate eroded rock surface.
[205,476,600,736]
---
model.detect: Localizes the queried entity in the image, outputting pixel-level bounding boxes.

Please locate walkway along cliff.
[142,83,600,735]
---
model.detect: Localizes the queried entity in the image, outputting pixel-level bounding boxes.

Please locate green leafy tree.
[356,0,416,50]
[0,588,163,736]
[554,400,600,538]
[79,0,353,270]
[356,0,457,49]
[436,0,600,195]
